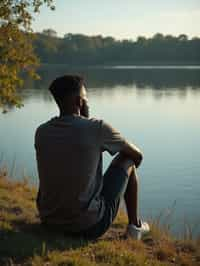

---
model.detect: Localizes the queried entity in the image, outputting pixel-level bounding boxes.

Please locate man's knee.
[110,153,135,177]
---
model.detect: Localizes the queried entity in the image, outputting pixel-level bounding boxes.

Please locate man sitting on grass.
[34,75,150,240]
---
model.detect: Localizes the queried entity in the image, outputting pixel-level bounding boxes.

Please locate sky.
[32,0,200,40]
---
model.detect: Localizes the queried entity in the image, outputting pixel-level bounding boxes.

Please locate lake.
[0,65,200,236]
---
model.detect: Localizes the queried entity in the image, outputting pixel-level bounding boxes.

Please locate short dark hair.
[49,75,85,105]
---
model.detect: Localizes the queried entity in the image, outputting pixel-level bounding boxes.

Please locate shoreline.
[39,63,200,69]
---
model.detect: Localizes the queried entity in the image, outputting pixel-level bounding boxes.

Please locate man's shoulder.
[35,120,50,134]
[80,116,103,126]
[74,116,117,134]
[80,117,120,140]
[34,117,55,139]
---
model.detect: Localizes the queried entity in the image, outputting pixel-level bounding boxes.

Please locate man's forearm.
[121,142,143,168]
[120,151,142,168]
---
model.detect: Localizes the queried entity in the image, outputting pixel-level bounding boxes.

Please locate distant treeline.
[34,31,200,65]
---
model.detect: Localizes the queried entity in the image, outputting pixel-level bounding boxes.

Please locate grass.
[0,167,200,266]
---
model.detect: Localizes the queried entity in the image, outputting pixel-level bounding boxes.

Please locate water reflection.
[19,66,200,105]
[25,65,200,90]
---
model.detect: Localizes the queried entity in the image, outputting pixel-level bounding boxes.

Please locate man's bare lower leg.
[110,153,140,227]
[124,165,140,226]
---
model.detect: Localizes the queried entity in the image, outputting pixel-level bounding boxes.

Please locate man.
[34,75,150,240]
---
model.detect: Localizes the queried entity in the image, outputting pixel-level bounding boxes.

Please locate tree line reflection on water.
[20,66,200,103]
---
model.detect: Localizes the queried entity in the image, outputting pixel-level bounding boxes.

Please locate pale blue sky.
[32,0,200,39]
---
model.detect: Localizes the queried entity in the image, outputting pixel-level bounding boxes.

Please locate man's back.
[35,114,127,232]
[35,114,106,232]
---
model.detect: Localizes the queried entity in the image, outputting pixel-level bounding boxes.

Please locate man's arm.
[119,142,143,168]
[100,120,143,168]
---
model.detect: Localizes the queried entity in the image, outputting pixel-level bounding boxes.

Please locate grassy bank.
[0,168,200,266]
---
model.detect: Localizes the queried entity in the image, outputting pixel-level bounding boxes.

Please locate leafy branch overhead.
[0,0,55,109]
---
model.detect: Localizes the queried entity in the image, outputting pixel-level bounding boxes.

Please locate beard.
[80,100,89,118]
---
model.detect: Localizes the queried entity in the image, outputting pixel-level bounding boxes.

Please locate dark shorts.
[69,164,129,240]
[42,164,129,240]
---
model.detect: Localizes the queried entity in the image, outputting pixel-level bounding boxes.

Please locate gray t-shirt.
[34,114,128,232]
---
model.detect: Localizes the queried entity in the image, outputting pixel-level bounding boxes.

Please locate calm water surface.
[1,66,200,235]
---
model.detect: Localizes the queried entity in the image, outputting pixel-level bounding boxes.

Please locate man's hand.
[80,98,89,118]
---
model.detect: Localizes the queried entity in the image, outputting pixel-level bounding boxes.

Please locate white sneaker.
[125,220,150,240]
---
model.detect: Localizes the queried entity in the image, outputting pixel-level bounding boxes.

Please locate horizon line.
[33,30,200,41]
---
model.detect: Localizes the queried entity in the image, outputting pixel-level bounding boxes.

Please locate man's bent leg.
[101,153,132,202]
[110,153,140,227]
[71,153,140,240]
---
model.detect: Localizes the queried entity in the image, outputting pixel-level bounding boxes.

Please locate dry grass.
[0,168,200,266]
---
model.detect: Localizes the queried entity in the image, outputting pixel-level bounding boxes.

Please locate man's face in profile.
[80,86,89,118]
